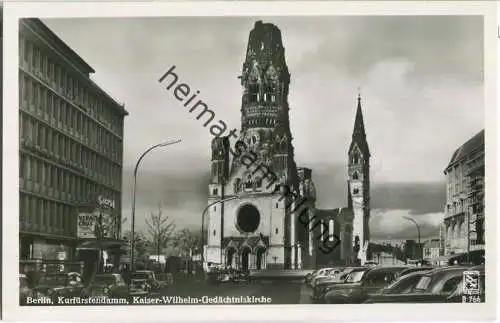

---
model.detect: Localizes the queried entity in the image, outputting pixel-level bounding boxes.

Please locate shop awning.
[76,239,128,250]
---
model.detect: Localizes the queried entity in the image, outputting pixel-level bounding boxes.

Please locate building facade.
[18,19,128,264]
[423,238,442,262]
[443,130,485,255]
[204,21,371,270]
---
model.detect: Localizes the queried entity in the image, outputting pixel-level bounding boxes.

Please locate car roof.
[398,270,429,280]
[424,266,471,275]
[67,272,81,276]
[366,266,407,274]
[96,273,118,277]
[399,267,434,274]
[469,264,485,271]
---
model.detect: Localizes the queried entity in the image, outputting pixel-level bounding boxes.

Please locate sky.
[42,15,484,241]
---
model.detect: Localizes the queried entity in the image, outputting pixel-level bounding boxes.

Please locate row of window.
[20,153,121,205]
[446,164,467,197]
[20,194,76,237]
[20,75,123,163]
[19,33,124,136]
[319,219,336,241]
[20,114,122,189]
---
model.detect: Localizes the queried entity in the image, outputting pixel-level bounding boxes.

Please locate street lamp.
[200,196,240,269]
[130,139,181,271]
[402,216,421,262]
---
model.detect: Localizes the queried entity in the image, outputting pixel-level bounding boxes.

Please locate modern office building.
[443,130,485,255]
[18,19,128,265]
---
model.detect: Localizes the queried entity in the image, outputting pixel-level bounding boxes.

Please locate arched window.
[353,188,359,195]
[352,153,359,164]
[320,220,324,241]
[352,172,359,180]
[248,83,259,102]
[255,177,262,188]
[329,219,335,241]
[213,230,216,236]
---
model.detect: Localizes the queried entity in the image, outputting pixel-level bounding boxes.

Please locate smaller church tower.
[347,94,371,265]
[206,136,230,263]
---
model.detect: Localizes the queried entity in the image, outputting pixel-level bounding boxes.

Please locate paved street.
[150,280,312,304]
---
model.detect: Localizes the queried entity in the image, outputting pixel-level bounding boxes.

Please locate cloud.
[370,209,444,240]
[291,16,484,82]
[40,16,483,238]
[370,182,446,215]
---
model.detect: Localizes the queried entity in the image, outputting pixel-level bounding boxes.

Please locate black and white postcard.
[1,1,497,321]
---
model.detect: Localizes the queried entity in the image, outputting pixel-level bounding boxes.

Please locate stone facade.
[443,130,485,255]
[204,21,371,270]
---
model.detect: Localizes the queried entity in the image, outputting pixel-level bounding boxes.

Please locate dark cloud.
[42,16,482,239]
[369,209,443,241]
[122,168,210,217]
[371,182,446,215]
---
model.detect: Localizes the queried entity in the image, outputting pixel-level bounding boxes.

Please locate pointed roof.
[349,94,370,157]
[445,129,484,171]
[353,93,366,137]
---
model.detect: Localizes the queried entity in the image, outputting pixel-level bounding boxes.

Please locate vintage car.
[305,270,318,285]
[32,272,85,302]
[20,274,34,305]
[82,273,129,298]
[324,266,408,304]
[312,267,349,287]
[363,270,432,303]
[396,267,434,279]
[364,266,475,303]
[307,268,335,287]
[128,271,159,295]
[312,267,368,303]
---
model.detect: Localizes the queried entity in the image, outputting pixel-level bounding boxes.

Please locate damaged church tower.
[204,21,371,271]
[205,21,309,270]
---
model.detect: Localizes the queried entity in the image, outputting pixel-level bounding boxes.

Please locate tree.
[146,203,176,262]
[85,205,119,287]
[171,228,202,257]
[123,230,149,263]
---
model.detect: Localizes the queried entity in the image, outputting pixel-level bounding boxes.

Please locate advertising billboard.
[77,196,117,239]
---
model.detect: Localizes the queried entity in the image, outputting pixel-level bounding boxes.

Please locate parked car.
[128,271,158,295]
[396,267,434,278]
[324,266,408,304]
[364,270,432,303]
[33,272,85,302]
[20,274,34,305]
[312,268,343,288]
[305,270,317,284]
[82,273,129,298]
[312,267,368,303]
[365,266,475,303]
[308,268,335,287]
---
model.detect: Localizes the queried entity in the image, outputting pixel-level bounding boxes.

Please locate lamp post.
[402,216,421,261]
[200,196,239,270]
[130,139,181,271]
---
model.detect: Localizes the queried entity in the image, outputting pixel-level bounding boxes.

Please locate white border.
[2,1,497,322]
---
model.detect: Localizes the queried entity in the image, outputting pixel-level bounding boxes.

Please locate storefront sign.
[77,209,117,239]
[98,195,115,209]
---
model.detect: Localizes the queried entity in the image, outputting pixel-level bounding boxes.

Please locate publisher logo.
[463,270,480,295]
